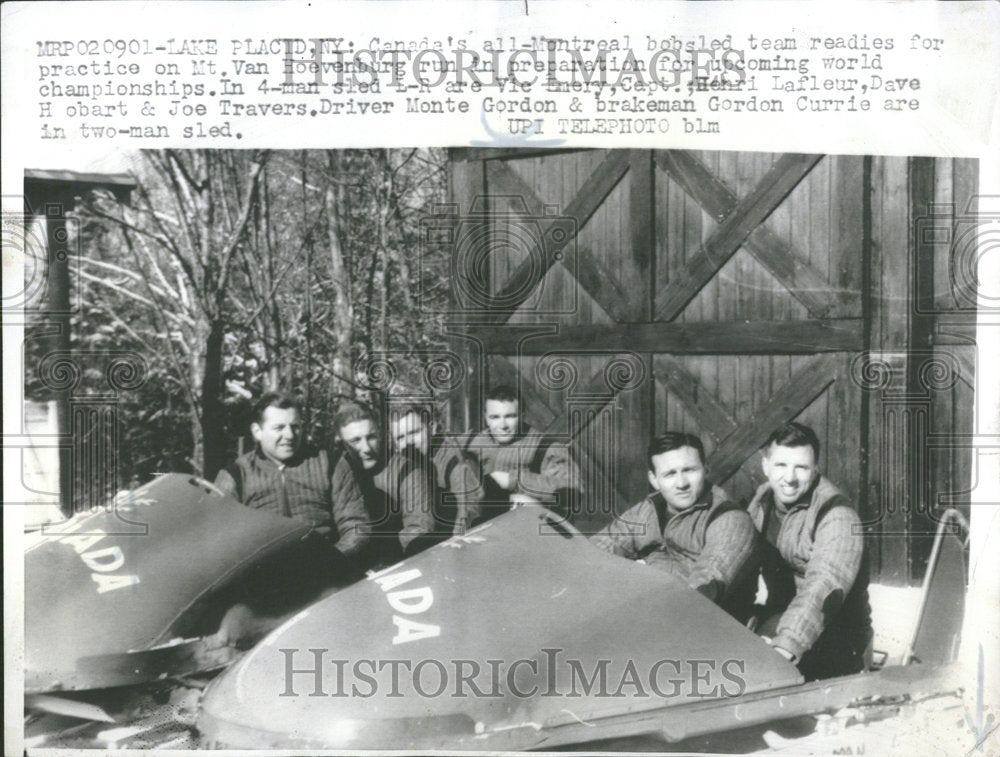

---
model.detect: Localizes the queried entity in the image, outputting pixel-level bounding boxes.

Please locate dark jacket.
[429,435,484,534]
[214,444,370,561]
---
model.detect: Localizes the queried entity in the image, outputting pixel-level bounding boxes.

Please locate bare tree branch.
[215,150,270,299]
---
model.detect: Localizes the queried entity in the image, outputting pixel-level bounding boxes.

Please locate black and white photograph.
[4,2,999,755]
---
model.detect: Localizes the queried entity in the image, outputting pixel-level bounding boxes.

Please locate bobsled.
[199,507,805,750]
[25,473,355,694]
[199,505,967,751]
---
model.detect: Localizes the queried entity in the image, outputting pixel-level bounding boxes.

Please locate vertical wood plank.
[448,154,485,432]
[932,157,954,312]
[868,156,911,584]
[952,158,980,311]
[952,344,975,525]
[907,156,937,580]
[830,155,865,318]
[862,162,882,580]
[629,150,655,322]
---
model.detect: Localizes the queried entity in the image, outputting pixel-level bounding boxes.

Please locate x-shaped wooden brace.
[483,150,856,325]
[481,151,633,324]
[654,150,861,320]
[654,352,843,490]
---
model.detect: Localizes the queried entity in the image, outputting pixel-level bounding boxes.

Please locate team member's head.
[646,432,707,510]
[334,402,382,470]
[251,392,304,464]
[389,402,435,457]
[761,422,821,505]
[484,384,520,445]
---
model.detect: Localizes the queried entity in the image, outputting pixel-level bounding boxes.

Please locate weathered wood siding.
[447,148,977,586]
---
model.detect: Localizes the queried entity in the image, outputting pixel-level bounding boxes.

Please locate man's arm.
[447,454,484,534]
[329,455,372,560]
[589,500,658,560]
[214,467,239,500]
[516,440,582,515]
[772,505,864,660]
[687,509,758,603]
[394,454,439,557]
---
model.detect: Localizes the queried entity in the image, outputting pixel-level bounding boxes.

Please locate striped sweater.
[464,427,582,517]
[747,476,872,660]
[590,485,757,609]
[214,445,370,560]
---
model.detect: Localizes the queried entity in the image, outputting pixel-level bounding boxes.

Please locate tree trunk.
[200,319,227,480]
[325,152,355,400]
[376,150,391,350]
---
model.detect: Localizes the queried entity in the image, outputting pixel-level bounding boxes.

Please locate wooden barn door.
[447,148,866,535]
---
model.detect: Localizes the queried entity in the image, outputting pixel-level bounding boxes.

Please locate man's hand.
[509,493,541,508]
[304,525,332,541]
[206,603,257,649]
[489,470,513,491]
[762,635,797,663]
[774,646,796,662]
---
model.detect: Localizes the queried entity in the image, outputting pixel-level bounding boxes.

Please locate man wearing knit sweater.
[590,432,758,621]
[464,384,582,519]
[748,422,872,681]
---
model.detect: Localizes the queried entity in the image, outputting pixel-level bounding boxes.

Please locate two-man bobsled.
[25,473,357,695]
[197,503,964,751]
[197,506,785,749]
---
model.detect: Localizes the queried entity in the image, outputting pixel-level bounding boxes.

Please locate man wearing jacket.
[334,402,442,563]
[748,422,872,681]
[214,391,370,566]
[389,401,484,535]
[210,391,371,647]
[464,384,582,519]
[590,431,758,620]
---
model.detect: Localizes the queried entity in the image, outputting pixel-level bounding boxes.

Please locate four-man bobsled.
[25,473,355,693]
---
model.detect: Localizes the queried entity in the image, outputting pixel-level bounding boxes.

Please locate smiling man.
[590,432,757,619]
[214,392,370,564]
[208,392,371,648]
[334,401,452,562]
[464,384,582,519]
[748,422,872,681]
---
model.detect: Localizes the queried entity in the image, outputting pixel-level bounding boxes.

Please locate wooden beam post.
[907,156,938,580]
[42,192,74,516]
[628,150,656,504]
[467,319,864,355]
[447,152,485,433]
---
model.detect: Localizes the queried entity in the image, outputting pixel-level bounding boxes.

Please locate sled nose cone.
[199,654,481,749]
[197,508,802,750]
